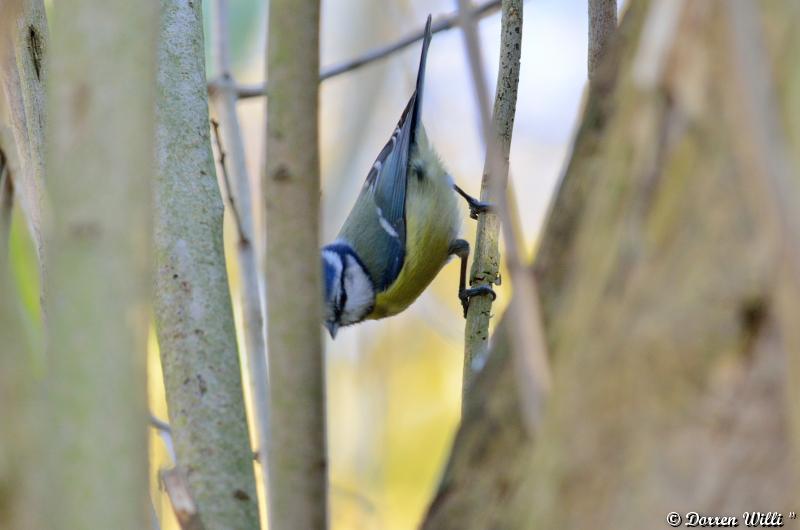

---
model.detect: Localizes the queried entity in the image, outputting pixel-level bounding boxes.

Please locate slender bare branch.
[208,0,271,518]
[588,0,617,80]
[209,118,249,245]
[222,0,503,99]
[458,0,551,429]
[150,414,177,463]
[264,0,327,527]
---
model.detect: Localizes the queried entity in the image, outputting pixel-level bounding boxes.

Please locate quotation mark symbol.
[790,512,797,519]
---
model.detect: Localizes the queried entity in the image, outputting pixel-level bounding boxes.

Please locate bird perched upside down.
[322,15,494,338]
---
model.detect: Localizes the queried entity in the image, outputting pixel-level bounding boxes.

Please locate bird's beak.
[325,321,339,339]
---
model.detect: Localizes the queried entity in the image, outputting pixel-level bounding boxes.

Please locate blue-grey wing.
[357,102,414,290]
[340,16,432,292]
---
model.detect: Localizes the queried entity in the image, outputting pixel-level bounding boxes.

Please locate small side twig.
[210,118,249,247]
[160,468,206,530]
[220,0,504,99]
[149,413,177,463]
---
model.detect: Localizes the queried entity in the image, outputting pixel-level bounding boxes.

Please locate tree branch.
[0,0,47,268]
[209,118,249,246]
[263,0,327,528]
[208,0,271,518]
[153,1,259,528]
[220,0,503,99]
[588,0,617,80]
[457,0,551,427]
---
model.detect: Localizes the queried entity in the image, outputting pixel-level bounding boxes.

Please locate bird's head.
[322,243,375,338]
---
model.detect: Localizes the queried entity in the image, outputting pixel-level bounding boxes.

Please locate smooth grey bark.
[155,0,258,530]
[263,0,327,528]
[153,1,259,529]
[43,1,157,528]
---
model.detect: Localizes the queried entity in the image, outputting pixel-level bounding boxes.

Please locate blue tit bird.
[322,15,494,338]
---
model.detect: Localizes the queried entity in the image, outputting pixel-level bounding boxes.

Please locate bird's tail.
[410,15,433,140]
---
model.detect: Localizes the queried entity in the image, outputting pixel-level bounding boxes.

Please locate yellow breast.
[368,170,460,319]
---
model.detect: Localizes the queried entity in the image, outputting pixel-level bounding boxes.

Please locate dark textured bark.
[423,1,800,528]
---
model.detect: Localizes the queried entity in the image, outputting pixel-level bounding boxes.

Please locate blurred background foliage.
[12,0,605,528]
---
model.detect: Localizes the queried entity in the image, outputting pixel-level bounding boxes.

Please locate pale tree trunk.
[0,144,37,530]
[43,0,157,528]
[263,0,327,528]
[0,3,44,528]
[0,250,35,530]
[423,1,800,528]
[0,0,47,264]
[153,1,259,529]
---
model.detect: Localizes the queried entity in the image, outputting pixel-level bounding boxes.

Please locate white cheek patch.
[341,254,375,324]
[376,207,400,238]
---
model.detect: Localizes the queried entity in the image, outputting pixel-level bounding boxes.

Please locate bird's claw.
[459,285,497,317]
[468,200,492,220]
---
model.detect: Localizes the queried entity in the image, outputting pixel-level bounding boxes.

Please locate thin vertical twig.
[263,0,327,528]
[210,119,249,245]
[458,0,551,430]
[208,0,271,515]
[588,0,617,80]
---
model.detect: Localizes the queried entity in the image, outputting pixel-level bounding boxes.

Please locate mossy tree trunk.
[153,1,259,528]
[423,1,800,528]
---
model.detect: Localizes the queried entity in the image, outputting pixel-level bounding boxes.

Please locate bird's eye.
[411,159,425,179]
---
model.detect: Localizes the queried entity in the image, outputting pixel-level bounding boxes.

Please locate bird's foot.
[459,285,497,317]
[467,198,493,220]
[453,184,493,220]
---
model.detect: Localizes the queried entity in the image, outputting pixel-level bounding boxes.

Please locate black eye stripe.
[338,265,347,315]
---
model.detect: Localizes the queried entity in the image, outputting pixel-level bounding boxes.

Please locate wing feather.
[342,16,433,291]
